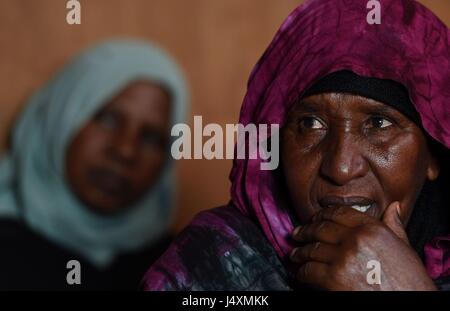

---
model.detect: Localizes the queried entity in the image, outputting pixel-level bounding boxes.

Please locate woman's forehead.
[296,93,393,112]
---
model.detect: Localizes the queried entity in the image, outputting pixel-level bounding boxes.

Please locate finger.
[312,206,377,227]
[382,201,409,244]
[292,221,349,244]
[290,242,338,265]
[296,261,329,287]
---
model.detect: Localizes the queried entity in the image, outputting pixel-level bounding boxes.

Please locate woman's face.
[281,93,439,225]
[66,81,171,214]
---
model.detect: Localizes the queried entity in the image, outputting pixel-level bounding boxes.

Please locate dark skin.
[66,81,171,215]
[282,93,440,290]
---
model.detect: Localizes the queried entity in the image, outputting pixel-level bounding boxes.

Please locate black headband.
[302,70,421,125]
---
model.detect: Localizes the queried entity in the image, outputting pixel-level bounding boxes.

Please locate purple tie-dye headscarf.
[143,0,450,289]
[230,0,449,277]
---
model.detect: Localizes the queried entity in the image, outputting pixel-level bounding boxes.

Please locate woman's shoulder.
[0,217,35,245]
[0,217,64,290]
[142,205,292,291]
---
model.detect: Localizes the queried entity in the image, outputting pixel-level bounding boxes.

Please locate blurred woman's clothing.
[0,40,187,290]
[0,218,171,290]
[142,0,450,291]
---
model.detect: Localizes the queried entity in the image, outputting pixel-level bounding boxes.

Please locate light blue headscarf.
[0,39,188,268]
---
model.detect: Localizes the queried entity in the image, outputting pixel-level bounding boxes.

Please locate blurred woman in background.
[0,39,188,290]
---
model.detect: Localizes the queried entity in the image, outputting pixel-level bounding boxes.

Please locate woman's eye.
[141,131,164,148]
[299,117,325,129]
[142,134,157,146]
[369,116,393,129]
[94,111,118,129]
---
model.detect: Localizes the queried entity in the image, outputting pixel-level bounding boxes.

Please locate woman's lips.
[88,167,131,196]
[318,195,379,218]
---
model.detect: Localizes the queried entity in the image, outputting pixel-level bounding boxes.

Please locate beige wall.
[0,0,449,232]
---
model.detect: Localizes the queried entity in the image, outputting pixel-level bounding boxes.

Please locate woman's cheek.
[282,151,319,222]
[370,137,427,222]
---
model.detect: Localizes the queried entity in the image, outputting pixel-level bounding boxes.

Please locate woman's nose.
[109,129,139,165]
[319,132,369,186]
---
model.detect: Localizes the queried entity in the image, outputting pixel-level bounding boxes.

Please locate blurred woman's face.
[281,93,439,225]
[66,81,171,214]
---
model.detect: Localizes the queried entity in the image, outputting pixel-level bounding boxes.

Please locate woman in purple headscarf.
[142,0,450,290]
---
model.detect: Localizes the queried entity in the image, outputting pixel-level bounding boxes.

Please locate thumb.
[382,201,409,244]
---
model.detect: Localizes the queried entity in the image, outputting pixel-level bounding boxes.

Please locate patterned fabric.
[425,236,450,280]
[143,205,292,290]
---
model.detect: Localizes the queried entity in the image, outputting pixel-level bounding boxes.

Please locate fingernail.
[395,202,401,216]
[292,226,302,237]
[290,248,298,260]
[395,203,404,224]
